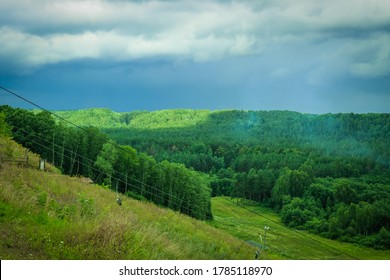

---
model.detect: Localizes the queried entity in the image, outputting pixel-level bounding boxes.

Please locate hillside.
[1,136,389,260]
[0,137,255,260]
[54,108,126,128]
[49,108,390,252]
[210,197,390,260]
[2,107,389,255]
[55,108,389,161]
[1,106,213,221]
[54,108,212,129]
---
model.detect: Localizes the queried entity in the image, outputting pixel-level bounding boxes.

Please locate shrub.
[36,191,47,208]
[78,195,96,218]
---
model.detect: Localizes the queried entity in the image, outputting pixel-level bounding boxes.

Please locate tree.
[289,170,311,197]
[114,145,139,194]
[94,142,119,186]
[334,179,357,204]
[0,112,12,137]
[305,182,335,209]
[271,168,311,209]
[271,168,291,210]
[375,227,390,249]
[280,197,317,228]
[355,201,374,236]
[79,127,108,178]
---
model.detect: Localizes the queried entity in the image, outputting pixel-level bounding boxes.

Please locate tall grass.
[0,139,255,259]
[209,197,390,260]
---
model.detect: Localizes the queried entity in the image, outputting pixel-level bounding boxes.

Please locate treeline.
[0,106,212,220]
[99,109,390,249]
[274,169,390,249]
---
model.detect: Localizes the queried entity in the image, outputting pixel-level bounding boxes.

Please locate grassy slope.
[1,137,388,260]
[209,197,390,260]
[0,138,254,260]
[9,108,390,260]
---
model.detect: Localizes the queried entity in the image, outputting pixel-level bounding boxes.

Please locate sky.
[1,0,390,114]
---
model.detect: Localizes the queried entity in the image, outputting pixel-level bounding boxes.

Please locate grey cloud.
[1,0,390,80]
[2,1,390,35]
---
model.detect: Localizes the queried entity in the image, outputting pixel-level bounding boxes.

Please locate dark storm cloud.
[1,0,390,113]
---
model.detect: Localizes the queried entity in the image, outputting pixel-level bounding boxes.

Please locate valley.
[1,107,389,259]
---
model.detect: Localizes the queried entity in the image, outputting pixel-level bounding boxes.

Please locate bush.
[281,197,316,228]
[305,217,328,234]
[374,227,390,250]
[78,195,96,218]
[36,191,47,208]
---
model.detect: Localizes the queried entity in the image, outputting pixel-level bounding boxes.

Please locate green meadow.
[210,197,390,260]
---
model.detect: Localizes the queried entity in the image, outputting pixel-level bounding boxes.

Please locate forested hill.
[54,108,211,129]
[53,108,389,177]
[54,108,389,160]
[53,108,390,250]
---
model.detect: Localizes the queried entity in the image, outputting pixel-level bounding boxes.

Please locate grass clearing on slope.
[209,197,390,260]
[0,163,254,260]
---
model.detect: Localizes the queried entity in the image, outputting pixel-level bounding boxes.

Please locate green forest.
[0,106,212,220]
[1,107,390,250]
